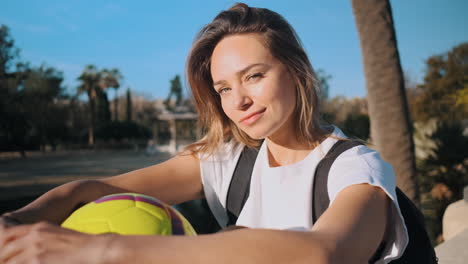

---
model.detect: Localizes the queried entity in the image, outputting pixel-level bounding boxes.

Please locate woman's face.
[210,33,297,140]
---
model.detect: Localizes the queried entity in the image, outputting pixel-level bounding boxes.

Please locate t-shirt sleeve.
[327,145,409,264]
[198,141,244,227]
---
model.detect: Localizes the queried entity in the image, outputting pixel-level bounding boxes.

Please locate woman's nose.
[233,87,253,110]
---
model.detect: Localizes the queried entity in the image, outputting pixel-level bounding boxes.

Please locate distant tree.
[0,83,32,156]
[0,27,30,156]
[22,65,67,150]
[1,25,77,152]
[321,96,368,124]
[100,68,123,120]
[418,122,468,243]
[0,25,22,127]
[1,62,70,153]
[164,75,183,110]
[352,0,419,204]
[77,64,102,146]
[406,44,468,245]
[342,113,370,140]
[0,25,19,76]
[95,88,111,124]
[316,69,331,100]
[411,42,468,124]
[126,88,132,121]
[66,95,88,143]
[78,66,127,144]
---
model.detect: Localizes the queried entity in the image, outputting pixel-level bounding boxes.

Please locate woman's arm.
[99,152,203,205]
[311,183,391,263]
[0,183,389,264]
[107,183,390,264]
[1,180,128,225]
[0,222,331,264]
[2,152,202,225]
[108,227,332,264]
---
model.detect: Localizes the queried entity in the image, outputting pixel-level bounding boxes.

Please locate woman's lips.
[239,108,266,125]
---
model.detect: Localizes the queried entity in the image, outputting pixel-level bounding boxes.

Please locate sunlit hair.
[185,3,328,156]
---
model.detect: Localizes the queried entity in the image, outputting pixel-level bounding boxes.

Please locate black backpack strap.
[311,140,389,263]
[312,140,364,223]
[226,145,260,226]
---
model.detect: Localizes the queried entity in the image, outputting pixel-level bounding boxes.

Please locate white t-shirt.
[199,127,408,263]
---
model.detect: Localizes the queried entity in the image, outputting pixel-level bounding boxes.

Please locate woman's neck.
[265,134,325,167]
[262,119,331,167]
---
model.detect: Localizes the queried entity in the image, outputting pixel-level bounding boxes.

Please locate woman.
[0,3,408,263]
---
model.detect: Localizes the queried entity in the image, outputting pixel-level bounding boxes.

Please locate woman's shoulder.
[325,126,397,197]
[325,125,393,172]
[198,140,245,163]
[333,142,394,176]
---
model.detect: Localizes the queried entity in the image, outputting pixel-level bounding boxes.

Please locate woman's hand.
[0,222,115,264]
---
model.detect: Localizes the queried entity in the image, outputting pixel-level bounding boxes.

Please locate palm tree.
[100,68,123,120]
[351,0,419,204]
[77,64,101,146]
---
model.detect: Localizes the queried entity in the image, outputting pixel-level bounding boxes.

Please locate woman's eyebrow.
[213,63,270,87]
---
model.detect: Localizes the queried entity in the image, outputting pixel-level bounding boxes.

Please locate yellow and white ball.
[61,193,196,236]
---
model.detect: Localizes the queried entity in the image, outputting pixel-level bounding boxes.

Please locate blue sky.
[1,0,467,100]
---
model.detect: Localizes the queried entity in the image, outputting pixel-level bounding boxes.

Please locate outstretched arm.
[1,183,389,264]
[107,183,389,264]
[1,152,202,225]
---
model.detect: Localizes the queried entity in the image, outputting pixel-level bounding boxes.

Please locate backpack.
[225,140,438,264]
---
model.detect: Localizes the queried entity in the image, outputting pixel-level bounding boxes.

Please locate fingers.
[0,222,99,264]
[0,232,29,264]
[0,224,38,264]
[0,222,60,264]
[0,224,32,249]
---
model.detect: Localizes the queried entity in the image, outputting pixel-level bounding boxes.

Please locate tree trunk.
[351,0,419,204]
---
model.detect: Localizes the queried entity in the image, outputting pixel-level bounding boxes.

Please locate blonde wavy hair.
[185,3,328,156]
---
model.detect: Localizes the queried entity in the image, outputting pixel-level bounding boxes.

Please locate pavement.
[0,150,172,201]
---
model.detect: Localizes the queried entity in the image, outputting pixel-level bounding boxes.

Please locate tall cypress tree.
[126,88,132,121]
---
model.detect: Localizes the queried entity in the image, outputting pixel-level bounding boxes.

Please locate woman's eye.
[218,87,231,95]
[247,72,264,81]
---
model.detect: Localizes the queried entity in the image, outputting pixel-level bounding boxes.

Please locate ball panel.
[108,206,171,235]
[61,199,136,230]
[69,220,112,234]
[70,200,135,220]
[135,201,168,221]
